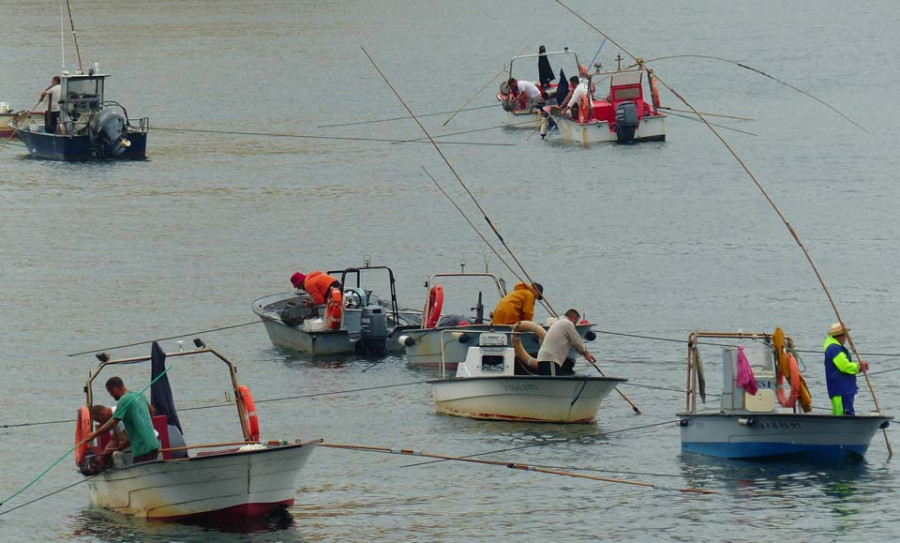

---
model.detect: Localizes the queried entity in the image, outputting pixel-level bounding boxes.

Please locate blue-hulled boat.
[678,330,891,461]
[12,69,148,161]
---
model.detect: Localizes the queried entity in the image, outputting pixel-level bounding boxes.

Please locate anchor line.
[151,126,514,147]
[635,54,867,133]
[320,441,716,494]
[360,46,559,318]
[0,477,92,517]
[318,103,501,129]
[554,0,891,455]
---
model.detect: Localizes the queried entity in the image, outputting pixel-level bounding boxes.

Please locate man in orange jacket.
[291,270,341,305]
[491,282,543,325]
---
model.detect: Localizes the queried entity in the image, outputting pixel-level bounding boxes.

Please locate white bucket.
[0,102,9,114]
[304,318,327,332]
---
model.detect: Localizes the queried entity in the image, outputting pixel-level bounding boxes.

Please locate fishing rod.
[152,126,514,148]
[554,0,891,455]
[443,44,532,127]
[635,54,867,133]
[319,441,716,494]
[360,46,559,318]
[318,104,500,129]
[64,0,83,73]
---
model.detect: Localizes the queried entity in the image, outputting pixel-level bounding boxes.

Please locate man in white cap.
[823,322,868,415]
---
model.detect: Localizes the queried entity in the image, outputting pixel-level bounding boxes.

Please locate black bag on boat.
[279,302,306,327]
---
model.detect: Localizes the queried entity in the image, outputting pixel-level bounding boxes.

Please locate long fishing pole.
[360,46,558,318]
[554,0,891,455]
[656,106,754,121]
[64,0,82,73]
[664,110,758,136]
[588,360,642,414]
[0,365,173,509]
[319,104,500,129]
[319,441,716,494]
[636,54,867,133]
[0,477,91,517]
[443,45,532,127]
[152,126,514,147]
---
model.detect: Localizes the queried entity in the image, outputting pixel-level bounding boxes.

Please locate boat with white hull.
[497,47,584,129]
[678,330,891,461]
[429,331,624,423]
[76,340,319,521]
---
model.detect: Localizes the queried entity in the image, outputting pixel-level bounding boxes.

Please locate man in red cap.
[290,272,306,291]
[290,270,341,306]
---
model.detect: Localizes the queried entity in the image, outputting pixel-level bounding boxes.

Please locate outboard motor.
[357,305,389,356]
[91,109,129,157]
[614,101,639,143]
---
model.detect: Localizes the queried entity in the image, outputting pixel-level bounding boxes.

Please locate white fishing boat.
[542,60,666,144]
[76,340,318,521]
[428,330,624,423]
[399,272,596,368]
[678,329,891,461]
[253,264,419,357]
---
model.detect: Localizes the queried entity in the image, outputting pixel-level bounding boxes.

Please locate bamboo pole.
[319,442,716,494]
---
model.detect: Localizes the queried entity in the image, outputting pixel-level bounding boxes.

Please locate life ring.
[325,287,342,330]
[75,405,91,466]
[649,74,661,110]
[512,320,546,372]
[238,385,260,441]
[776,352,801,408]
[425,284,444,329]
[773,327,812,412]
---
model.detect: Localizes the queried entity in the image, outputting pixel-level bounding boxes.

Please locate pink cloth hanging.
[736,346,758,395]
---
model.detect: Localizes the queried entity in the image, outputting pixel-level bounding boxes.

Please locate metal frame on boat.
[678,330,891,461]
[78,341,318,521]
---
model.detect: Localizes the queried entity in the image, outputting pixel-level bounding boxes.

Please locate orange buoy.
[325,287,343,330]
[238,385,260,441]
[75,405,91,465]
[425,284,444,329]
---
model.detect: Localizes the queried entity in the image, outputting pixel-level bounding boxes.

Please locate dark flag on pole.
[150,341,182,433]
[538,45,555,88]
[556,69,570,106]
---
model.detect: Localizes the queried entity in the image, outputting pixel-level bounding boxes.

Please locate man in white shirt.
[507,78,544,111]
[560,76,589,119]
[536,308,596,375]
[39,76,61,134]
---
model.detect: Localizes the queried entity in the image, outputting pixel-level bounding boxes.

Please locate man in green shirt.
[85,377,160,463]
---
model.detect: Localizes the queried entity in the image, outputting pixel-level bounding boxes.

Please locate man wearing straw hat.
[823,322,869,416]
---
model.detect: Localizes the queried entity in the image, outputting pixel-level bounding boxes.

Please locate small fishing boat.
[678,329,891,461]
[428,330,625,423]
[399,273,596,368]
[76,340,318,521]
[12,68,148,161]
[254,264,419,357]
[497,46,584,129]
[541,58,666,144]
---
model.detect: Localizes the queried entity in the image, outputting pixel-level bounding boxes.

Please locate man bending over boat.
[291,270,342,306]
[536,309,596,375]
[823,322,869,416]
[85,377,160,464]
[507,78,544,112]
[89,405,128,466]
[492,282,543,325]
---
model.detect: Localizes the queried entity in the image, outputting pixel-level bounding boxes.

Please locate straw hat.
[828,322,850,336]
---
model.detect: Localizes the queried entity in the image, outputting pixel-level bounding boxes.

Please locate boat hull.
[403,323,594,369]
[429,376,625,423]
[552,114,666,144]
[678,412,891,460]
[15,128,148,161]
[502,108,542,129]
[86,442,316,520]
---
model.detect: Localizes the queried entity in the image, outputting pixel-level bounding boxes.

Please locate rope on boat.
[0,477,92,517]
[554,0,891,456]
[67,320,263,357]
[151,126,515,147]
[360,46,559,319]
[661,110,758,136]
[320,440,716,494]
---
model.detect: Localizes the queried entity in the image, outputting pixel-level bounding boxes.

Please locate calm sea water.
[3,1,900,541]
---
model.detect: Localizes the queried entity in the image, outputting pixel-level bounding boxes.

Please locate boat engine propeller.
[614,101,638,144]
[91,109,129,157]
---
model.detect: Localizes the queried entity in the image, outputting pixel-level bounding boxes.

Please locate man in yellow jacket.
[491,282,543,325]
